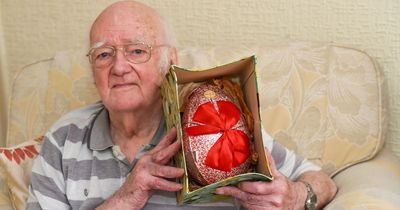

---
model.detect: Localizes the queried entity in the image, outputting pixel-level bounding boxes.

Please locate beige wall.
[0,7,8,146]
[0,0,399,154]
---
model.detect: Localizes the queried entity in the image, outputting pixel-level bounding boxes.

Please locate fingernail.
[215,189,223,194]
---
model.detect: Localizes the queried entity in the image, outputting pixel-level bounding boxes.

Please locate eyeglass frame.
[86,42,170,67]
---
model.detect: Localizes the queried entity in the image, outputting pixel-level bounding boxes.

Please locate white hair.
[157,15,178,75]
[160,15,178,47]
[158,48,171,74]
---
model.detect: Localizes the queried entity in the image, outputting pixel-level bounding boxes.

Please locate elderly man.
[27,1,336,210]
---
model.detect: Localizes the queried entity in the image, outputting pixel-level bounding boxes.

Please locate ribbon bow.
[186,101,250,172]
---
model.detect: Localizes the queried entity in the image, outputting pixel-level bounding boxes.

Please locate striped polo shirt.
[26,102,320,210]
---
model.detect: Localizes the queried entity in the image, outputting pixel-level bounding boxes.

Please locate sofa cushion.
[325,149,400,210]
[0,136,44,210]
[44,50,99,131]
[177,42,386,175]
[6,50,100,147]
[6,60,51,147]
[258,43,386,176]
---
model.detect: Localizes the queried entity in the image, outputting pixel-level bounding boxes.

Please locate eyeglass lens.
[90,43,151,67]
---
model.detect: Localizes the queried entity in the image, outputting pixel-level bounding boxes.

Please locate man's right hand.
[96,128,184,210]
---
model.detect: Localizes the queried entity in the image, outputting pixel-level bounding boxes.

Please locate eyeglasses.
[87,43,170,68]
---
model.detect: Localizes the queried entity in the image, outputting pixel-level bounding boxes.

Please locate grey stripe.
[25,201,42,210]
[52,125,69,147]
[293,154,305,173]
[70,198,104,210]
[67,124,90,144]
[63,157,123,181]
[41,139,63,173]
[271,141,287,169]
[31,172,68,204]
[52,124,89,147]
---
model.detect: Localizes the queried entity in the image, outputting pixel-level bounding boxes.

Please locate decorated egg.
[181,83,251,185]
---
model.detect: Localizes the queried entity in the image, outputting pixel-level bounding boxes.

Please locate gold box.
[161,56,273,205]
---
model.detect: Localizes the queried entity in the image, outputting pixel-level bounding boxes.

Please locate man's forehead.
[90,24,157,46]
[90,36,149,48]
[90,17,161,45]
[92,6,160,33]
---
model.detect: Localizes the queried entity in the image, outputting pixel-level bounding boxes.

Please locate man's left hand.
[215,149,305,210]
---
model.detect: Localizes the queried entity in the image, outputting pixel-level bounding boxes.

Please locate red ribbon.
[186,101,250,172]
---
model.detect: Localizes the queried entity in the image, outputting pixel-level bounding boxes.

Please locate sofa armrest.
[323,148,400,210]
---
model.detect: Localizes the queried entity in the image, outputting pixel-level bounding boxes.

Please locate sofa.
[1,41,399,210]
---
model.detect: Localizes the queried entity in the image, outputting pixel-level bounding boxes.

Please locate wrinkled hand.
[113,128,184,210]
[216,149,298,210]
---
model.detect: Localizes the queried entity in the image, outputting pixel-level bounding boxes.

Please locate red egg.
[181,83,251,185]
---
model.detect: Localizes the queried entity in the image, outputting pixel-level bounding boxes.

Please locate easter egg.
[181,83,251,185]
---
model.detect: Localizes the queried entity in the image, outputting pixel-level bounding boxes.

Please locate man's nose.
[111,49,132,75]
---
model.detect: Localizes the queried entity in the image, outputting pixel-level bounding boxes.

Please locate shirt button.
[84,188,89,197]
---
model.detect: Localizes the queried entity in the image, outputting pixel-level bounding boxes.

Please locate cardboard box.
[161,56,273,205]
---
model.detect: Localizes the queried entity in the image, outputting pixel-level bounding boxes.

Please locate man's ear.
[170,47,178,65]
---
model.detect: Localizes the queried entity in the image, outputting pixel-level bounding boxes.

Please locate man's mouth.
[112,83,135,89]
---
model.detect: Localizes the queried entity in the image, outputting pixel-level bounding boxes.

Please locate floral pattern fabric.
[177,42,386,175]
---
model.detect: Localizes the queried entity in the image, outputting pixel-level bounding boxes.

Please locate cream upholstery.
[1,42,399,210]
[326,148,400,210]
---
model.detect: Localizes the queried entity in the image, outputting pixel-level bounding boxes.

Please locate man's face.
[89,10,168,113]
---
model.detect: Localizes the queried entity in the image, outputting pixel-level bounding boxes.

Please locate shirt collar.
[89,107,113,150]
[88,107,166,151]
[149,115,166,147]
